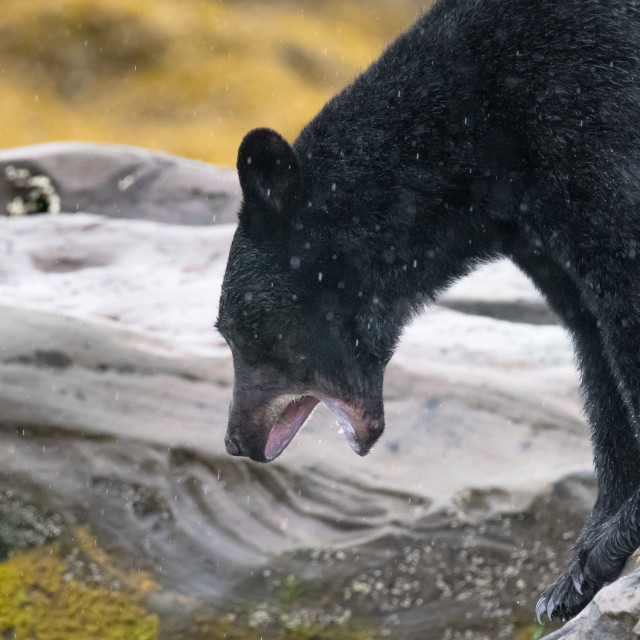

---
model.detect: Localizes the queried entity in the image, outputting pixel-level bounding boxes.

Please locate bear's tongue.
[265,396,320,460]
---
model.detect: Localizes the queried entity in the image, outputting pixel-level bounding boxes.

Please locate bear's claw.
[536,556,596,623]
[535,596,547,625]
[572,573,583,596]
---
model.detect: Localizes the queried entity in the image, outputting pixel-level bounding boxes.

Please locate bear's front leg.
[536,516,605,621]
[512,249,640,621]
[539,488,640,621]
[534,389,640,622]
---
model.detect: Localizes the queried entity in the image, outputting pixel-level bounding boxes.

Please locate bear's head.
[217,128,405,462]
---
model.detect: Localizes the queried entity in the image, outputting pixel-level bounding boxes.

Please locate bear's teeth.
[264,395,320,460]
[267,394,302,426]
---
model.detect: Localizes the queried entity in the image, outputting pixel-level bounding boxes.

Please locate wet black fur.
[218,0,640,621]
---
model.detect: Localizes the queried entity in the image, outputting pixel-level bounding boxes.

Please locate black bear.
[216,0,640,623]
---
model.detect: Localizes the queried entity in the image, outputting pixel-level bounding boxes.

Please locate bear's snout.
[224,435,241,456]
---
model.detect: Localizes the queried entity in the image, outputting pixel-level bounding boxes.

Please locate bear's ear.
[237,128,302,226]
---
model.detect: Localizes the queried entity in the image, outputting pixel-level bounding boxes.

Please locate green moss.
[0,527,158,640]
[280,625,376,639]
[513,622,564,639]
[0,525,381,640]
[277,574,309,607]
[169,618,265,640]
[182,619,377,640]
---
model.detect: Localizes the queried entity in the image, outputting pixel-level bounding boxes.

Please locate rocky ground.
[0,143,635,639]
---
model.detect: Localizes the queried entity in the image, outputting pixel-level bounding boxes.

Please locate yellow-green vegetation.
[514,622,563,639]
[0,0,424,166]
[279,625,376,640]
[276,573,309,607]
[188,618,377,640]
[0,524,378,640]
[0,527,158,640]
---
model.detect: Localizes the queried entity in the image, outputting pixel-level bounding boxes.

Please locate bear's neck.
[291,20,525,361]
[294,105,510,312]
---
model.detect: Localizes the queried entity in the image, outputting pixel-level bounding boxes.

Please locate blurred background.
[0,1,601,639]
[0,0,424,166]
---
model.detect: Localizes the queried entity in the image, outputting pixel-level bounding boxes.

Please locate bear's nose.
[225,435,241,456]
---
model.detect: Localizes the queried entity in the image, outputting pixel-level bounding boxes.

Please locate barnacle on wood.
[4,164,61,216]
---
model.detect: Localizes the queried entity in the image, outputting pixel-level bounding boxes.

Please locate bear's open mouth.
[263,393,381,461]
[264,395,320,460]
